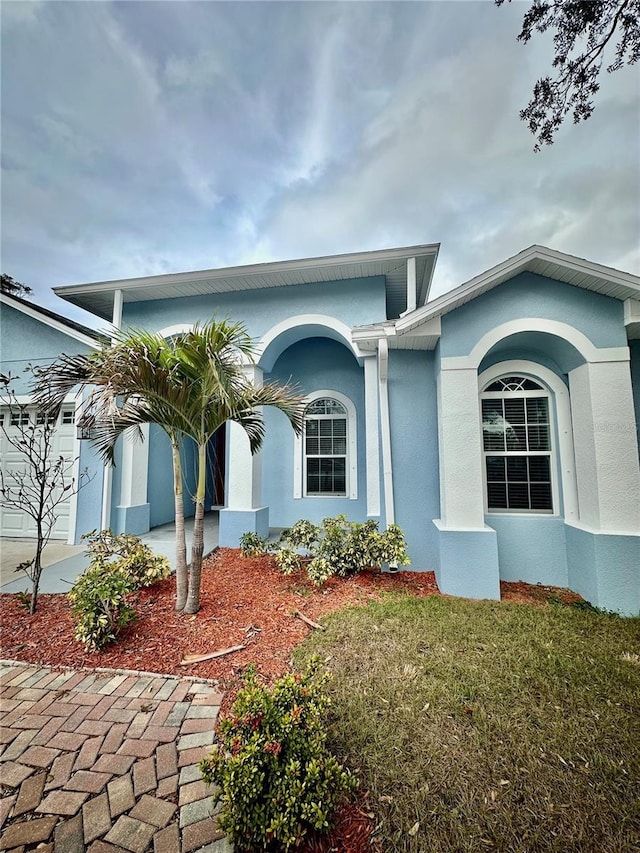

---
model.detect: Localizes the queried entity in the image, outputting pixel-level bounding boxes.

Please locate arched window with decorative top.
[481,375,554,513]
[294,391,358,499]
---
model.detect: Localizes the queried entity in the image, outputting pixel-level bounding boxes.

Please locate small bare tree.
[0,374,92,613]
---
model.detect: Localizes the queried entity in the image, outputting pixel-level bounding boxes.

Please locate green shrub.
[69,564,137,651]
[239,531,269,557]
[274,547,302,576]
[69,530,170,651]
[275,514,410,585]
[199,659,356,852]
[280,519,320,550]
[82,529,170,587]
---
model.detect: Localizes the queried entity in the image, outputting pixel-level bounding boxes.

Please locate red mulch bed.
[0,549,583,852]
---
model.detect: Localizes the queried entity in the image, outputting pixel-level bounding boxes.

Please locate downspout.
[378,337,395,527]
[100,289,123,530]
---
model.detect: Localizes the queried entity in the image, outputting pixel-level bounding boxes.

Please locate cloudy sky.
[2,0,638,327]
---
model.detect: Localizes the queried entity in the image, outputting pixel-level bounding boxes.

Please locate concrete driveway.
[0,514,220,595]
[0,539,84,590]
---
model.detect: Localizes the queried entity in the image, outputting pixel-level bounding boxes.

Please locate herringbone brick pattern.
[0,662,233,852]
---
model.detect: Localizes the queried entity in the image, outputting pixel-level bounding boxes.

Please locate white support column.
[378,339,395,525]
[364,354,380,517]
[436,366,486,529]
[226,365,263,511]
[119,424,150,509]
[101,289,123,531]
[219,365,269,545]
[569,360,640,533]
[406,257,417,313]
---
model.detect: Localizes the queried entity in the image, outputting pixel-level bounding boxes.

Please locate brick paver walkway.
[0,662,233,852]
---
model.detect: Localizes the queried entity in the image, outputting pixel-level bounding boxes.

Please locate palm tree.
[33,320,303,613]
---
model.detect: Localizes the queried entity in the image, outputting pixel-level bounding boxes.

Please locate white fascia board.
[352,322,396,344]
[396,244,640,334]
[420,243,440,305]
[624,298,640,325]
[53,243,441,300]
[0,293,101,348]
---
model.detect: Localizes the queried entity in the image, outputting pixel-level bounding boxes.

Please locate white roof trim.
[54,243,440,298]
[1,292,101,348]
[396,245,640,334]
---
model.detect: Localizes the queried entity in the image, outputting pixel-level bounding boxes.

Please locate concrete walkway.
[0,514,220,595]
[0,661,232,852]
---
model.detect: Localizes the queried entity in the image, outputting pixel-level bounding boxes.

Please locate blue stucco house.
[0,292,105,542]
[4,243,639,614]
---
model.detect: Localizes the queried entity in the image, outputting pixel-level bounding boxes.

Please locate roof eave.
[396,245,640,334]
[0,292,103,348]
[53,242,441,300]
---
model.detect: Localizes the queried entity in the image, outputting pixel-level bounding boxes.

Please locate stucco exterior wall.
[440,272,627,361]
[121,276,387,338]
[387,349,440,570]
[630,339,640,462]
[264,336,367,527]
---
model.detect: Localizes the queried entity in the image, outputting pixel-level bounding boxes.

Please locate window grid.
[481,382,553,513]
[304,398,348,497]
[10,411,30,427]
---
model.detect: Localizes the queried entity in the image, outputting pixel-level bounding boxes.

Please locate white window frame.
[479,361,578,522]
[294,390,357,500]
[480,372,559,516]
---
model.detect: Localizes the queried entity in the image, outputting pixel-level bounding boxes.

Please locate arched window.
[304,397,348,496]
[481,375,553,513]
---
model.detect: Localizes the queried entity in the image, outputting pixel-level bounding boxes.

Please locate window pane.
[333,437,346,455]
[319,437,333,454]
[333,419,346,437]
[319,420,332,436]
[509,425,526,449]
[306,420,318,436]
[306,398,346,415]
[507,457,527,481]
[485,376,544,392]
[504,398,525,424]
[526,397,549,424]
[530,482,552,510]
[306,435,319,454]
[307,457,346,495]
[527,424,550,451]
[507,482,530,509]
[486,456,505,481]
[528,456,550,482]
[482,401,506,451]
[487,482,507,508]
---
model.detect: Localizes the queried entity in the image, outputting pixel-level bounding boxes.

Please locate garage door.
[0,405,77,540]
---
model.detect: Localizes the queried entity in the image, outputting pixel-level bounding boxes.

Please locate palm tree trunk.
[172,439,189,612]
[184,439,206,614]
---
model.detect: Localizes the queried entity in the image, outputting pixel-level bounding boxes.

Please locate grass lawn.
[294,594,640,853]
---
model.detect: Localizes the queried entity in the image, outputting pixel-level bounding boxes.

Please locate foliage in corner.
[69,530,170,651]
[250,514,410,586]
[82,529,171,588]
[496,0,640,149]
[238,531,278,558]
[199,658,356,852]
